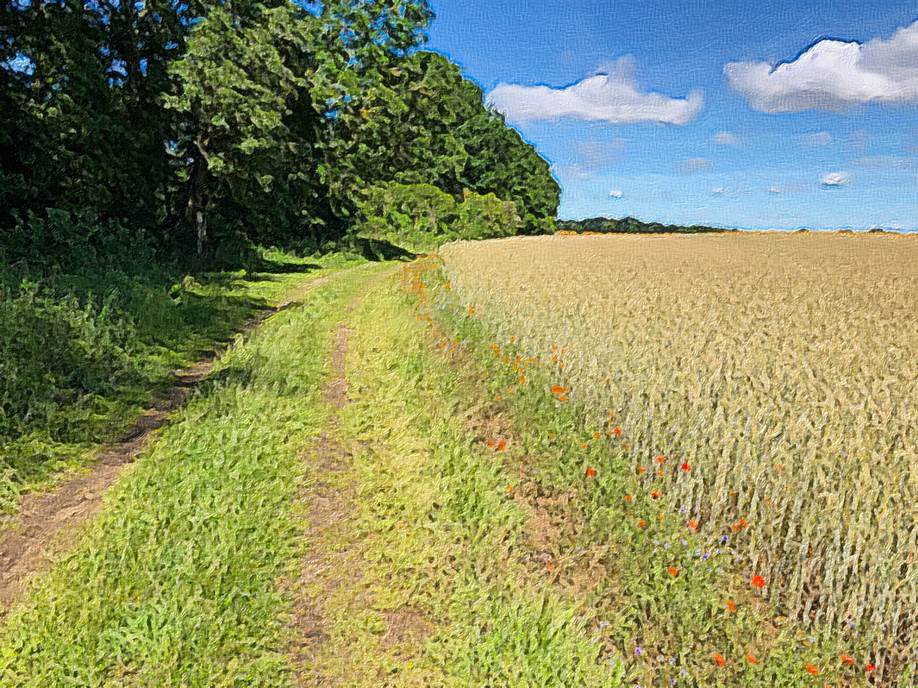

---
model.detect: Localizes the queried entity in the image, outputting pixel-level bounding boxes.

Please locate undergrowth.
[0,210,366,510]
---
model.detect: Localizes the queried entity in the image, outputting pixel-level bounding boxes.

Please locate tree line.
[556,217,732,235]
[1,0,559,257]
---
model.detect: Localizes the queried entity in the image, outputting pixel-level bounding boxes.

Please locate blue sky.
[425,1,918,229]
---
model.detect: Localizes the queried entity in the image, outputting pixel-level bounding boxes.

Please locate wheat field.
[440,232,918,672]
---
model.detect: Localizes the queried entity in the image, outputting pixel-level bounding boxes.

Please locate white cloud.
[821,171,850,187]
[725,20,918,112]
[768,185,783,194]
[800,131,833,146]
[711,131,740,145]
[609,189,624,199]
[710,186,727,195]
[488,57,703,125]
[679,157,712,174]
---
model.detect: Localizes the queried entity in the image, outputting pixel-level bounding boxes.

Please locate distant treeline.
[557,217,733,234]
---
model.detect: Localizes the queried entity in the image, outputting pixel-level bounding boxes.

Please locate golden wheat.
[440,232,918,672]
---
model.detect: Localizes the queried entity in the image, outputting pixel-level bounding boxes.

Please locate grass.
[302,266,620,686]
[0,240,364,511]
[0,262,385,685]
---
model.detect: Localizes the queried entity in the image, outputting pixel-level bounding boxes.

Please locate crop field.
[440,233,918,673]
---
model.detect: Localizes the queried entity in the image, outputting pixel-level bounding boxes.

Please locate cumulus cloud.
[488,57,703,125]
[725,20,918,112]
[609,189,624,199]
[821,171,850,187]
[711,131,741,145]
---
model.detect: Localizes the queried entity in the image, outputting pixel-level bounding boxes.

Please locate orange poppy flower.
[506,484,514,494]
[667,566,679,577]
[580,442,589,450]
[467,305,476,316]
[624,494,634,504]
[486,439,496,449]
[751,575,766,589]
[518,374,526,385]
[551,384,566,395]
[839,655,855,667]
[585,466,597,479]
[557,394,569,403]
[638,518,647,529]
[593,431,602,440]
[864,663,876,673]
[655,454,667,464]
[713,653,726,668]
[687,519,699,531]
[637,466,647,475]
[739,517,748,528]
[805,664,820,676]
[496,439,507,452]
[650,490,661,499]
[746,654,758,665]
[545,560,556,573]
[613,426,623,438]
[726,599,737,613]
[681,461,691,472]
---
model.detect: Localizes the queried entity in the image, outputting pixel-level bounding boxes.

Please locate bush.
[454,190,521,240]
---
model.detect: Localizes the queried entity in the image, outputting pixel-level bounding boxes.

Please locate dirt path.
[287,323,357,686]
[0,273,332,614]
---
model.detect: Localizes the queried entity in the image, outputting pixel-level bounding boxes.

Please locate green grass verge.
[0,262,387,686]
[0,247,364,511]
[305,267,622,686]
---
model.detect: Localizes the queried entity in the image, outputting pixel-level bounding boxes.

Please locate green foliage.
[455,189,522,240]
[354,183,523,250]
[557,216,733,234]
[0,211,353,505]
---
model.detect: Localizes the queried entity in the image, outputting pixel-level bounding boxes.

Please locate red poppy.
[650,490,661,499]
[667,566,679,577]
[585,466,597,479]
[713,653,726,668]
[865,663,876,673]
[726,599,737,613]
[551,384,568,395]
[751,575,766,589]
[681,461,691,472]
[687,519,699,531]
[613,426,623,438]
[805,664,820,676]
[839,655,855,667]
[746,654,758,665]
